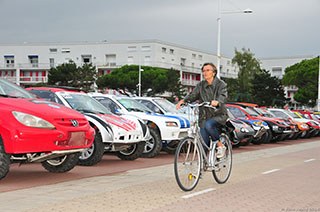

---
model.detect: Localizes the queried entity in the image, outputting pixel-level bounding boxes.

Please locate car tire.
[42,152,80,173]
[78,132,104,166]
[162,141,179,154]
[142,128,162,158]
[116,141,145,160]
[0,137,10,180]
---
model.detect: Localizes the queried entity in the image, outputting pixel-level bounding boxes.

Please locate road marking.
[304,158,315,163]
[182,188,216,199]
[262,169,280,175]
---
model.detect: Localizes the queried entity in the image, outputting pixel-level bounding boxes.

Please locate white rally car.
[27,87,149,166]
[89,93,190,158]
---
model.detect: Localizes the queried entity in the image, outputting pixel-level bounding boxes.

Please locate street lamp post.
[216,0,253,78]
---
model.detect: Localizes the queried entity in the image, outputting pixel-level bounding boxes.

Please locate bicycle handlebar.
[182,102,217,110]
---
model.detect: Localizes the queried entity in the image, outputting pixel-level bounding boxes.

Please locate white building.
[0,40,238,93]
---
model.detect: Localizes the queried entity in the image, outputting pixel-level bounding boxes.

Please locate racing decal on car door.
[98,114,136,131]
[150,114,190,128]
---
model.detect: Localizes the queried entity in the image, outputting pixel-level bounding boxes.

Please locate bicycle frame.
[184,102,220,170]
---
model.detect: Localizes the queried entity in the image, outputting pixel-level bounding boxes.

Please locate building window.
[82,55,92,63]
[144,56,151,65]
[272,67,282,77]
[162,47,167,53]
[198,55,203,60]
[128,46,136,52]
[105,54,116,67]
[141,46,151,51]
[49,58,55,68]
[128,56,134,65]
[61,48,70,53]
[28,55,39,67]
[49,48,58,53]
[180,58,186,66]
[170,49,174,54]
[192,54,196,59]
[4,56,14,68]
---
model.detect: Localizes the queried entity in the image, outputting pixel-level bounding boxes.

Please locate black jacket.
[184,77,229,128]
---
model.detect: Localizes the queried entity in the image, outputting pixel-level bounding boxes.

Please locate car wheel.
[42,152,79,173]
[0,137,10,180]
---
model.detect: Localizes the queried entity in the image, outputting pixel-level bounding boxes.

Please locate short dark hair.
[201,63,217,73]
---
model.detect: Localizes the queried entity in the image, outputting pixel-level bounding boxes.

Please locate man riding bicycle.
[176,62,229,158]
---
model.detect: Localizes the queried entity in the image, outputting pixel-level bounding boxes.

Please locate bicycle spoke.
[174,138,201,191]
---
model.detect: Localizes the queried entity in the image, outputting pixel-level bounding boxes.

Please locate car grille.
[54,118,88,127]
[55,131,90,147]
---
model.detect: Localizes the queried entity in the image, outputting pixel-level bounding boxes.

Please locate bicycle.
[174,102,233,191]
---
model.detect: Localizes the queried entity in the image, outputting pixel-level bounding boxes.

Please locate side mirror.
[115,109,123,115]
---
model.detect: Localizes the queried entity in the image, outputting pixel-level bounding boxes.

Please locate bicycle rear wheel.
[212,133,232,184]
[174,137,201,191]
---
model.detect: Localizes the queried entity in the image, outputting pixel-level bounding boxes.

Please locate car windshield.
[287,110,301,118]
[118,98,153,113]
[255,108,274,117]
[60,92,111,114]
[269,110,289,119]
[154,99,180,113]
[243,107,259,117]
[0,78,35,99]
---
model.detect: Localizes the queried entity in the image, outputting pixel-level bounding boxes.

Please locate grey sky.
[0,0,319,58]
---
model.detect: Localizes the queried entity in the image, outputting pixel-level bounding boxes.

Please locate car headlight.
[240,127,249,133]
[301,124,309,129]
[272,125,279,130]
[166,121,178,127]
[12,111,55,129]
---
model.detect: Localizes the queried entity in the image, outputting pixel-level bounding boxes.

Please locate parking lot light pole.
[216,0,253,78]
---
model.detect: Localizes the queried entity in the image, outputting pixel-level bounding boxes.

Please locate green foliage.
[48,61,97,92]
[97,65,175,96]
[251,69,287,107]
[166,68,186,101]
[282,56,319,107]
[232,48,261,95]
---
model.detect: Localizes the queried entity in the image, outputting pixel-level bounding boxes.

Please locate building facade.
[0,40,238,94]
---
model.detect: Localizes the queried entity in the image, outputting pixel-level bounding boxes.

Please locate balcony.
[19,76,48,84]
[181,79,199,86]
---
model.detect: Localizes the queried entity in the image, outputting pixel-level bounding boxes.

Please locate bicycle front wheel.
[174,137,201,191]
[212,133,232,184]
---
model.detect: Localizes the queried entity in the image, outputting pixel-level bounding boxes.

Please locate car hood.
[0,98,84,119]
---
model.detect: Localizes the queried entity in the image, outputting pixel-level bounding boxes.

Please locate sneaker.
[216,145,226,159]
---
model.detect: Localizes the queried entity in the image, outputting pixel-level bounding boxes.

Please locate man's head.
[201,63,217,81]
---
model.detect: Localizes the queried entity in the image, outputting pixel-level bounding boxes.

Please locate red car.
[0,78,95,180]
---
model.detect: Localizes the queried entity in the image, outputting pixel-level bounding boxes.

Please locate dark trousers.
[200,119,221,148]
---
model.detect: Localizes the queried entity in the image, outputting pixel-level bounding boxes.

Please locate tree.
[48,61,97,92]
[282,56,319,107]
[251,69,287,107]
[166,68,186,102]
[231,48,261,100]
[96,65,169,96]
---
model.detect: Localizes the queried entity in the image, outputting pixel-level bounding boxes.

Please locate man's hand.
[211,100,219,107]
[176,99,185,110]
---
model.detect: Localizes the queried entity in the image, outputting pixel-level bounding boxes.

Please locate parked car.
[0,79,95,180]
[89,93,188,157]
[291,110,320,137]
[227,110,255,146]
[134,97,192,152]
[268,108,318,138]
[235,103,294,142]
[227,104,269,144]
[27,87,149,165]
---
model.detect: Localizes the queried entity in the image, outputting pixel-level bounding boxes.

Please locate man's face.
[202,64,215,81]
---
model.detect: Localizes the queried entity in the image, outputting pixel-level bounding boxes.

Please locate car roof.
[26,87,83,93]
